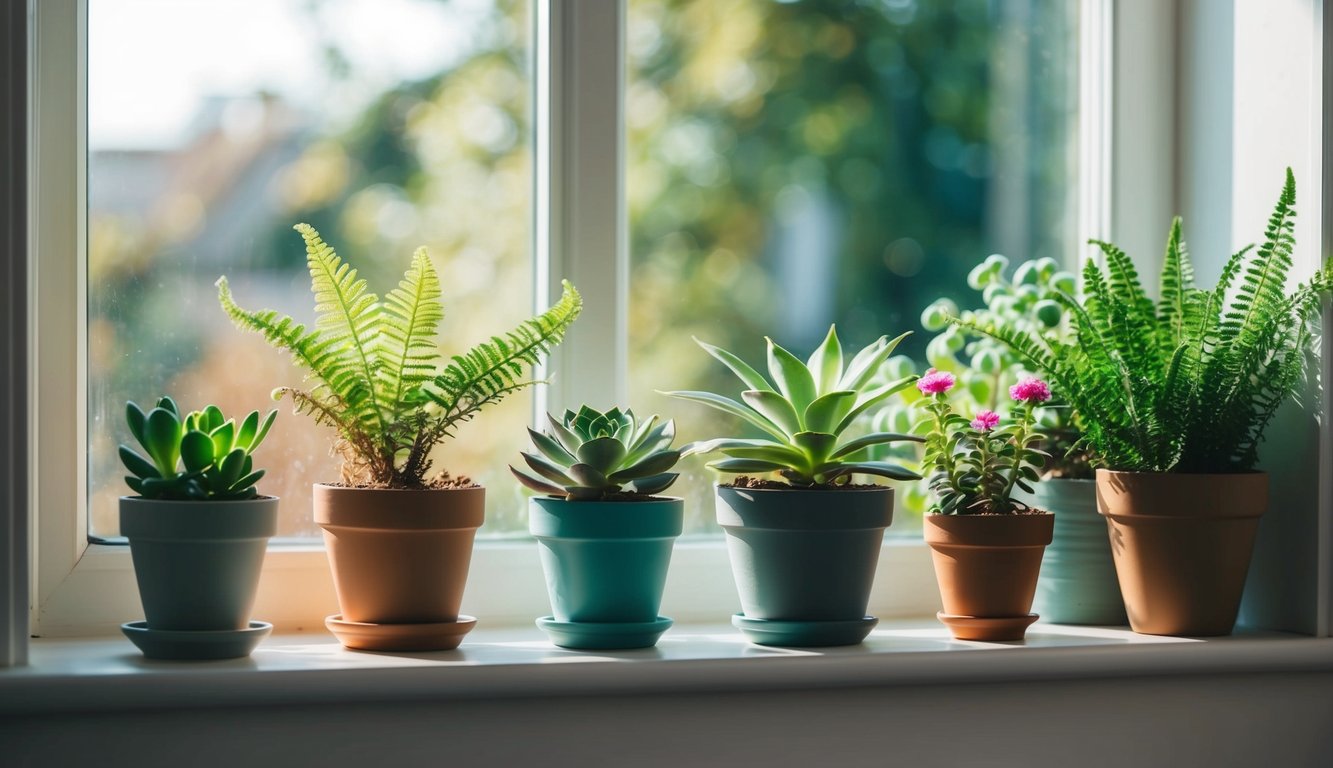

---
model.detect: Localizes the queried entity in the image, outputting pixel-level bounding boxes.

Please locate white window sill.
[5,620,1333,716]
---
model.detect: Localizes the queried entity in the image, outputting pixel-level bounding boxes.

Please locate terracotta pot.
[313,483,484,625]
[924,513,1054,641]
[1096,469,1266,636]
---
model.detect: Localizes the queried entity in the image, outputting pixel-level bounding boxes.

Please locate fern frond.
[424,280,583,431]
[378,246,444,421]
[295,223,384,432]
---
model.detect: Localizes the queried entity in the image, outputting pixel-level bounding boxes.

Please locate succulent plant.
[667,325,923,487]
[120,396,277,501]
[511,406,681,500]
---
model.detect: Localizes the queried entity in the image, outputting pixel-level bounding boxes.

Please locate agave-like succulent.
[120,396,277,501]
[666,325,923,486]
[511,406,682,500]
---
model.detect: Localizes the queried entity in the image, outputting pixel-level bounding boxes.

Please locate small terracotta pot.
[925,513,1054,641]
[1096,469,1266,636]
[313,483,485,625]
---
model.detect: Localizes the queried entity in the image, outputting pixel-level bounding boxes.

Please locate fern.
[218,224,582,488]
[958,169,1329,473]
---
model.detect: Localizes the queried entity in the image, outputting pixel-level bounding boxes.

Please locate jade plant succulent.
[667,325,923,486]
[511,406,681,500]
[120,396,277,501]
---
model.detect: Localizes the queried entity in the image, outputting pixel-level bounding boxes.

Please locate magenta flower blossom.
[1009,376,1052,403]
[970,410,1000,431]
[916,368,956,395]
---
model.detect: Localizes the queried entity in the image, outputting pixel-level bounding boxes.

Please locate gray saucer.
[121,620,272,660]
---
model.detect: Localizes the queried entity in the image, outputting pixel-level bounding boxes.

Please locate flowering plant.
[919,370,1051,515]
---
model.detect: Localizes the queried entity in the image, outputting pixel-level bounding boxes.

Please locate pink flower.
[970,410,999,431]
[916,368,956,395]
[1009,376,1052,403]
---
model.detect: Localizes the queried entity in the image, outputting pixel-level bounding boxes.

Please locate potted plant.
[511,406,683,650]
[908,256,1124,626]
[666,325,922,647]
[962,169,1330,636]
[917,371,1055,641]
[217,223,581,651]
[118,396,279,660]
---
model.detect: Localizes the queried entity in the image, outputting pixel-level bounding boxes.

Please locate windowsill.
[5,620,1333,715]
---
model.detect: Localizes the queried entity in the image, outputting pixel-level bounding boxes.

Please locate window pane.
[626,0,1079,533]
[88,0,534,539]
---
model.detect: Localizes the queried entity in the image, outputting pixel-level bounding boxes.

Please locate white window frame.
[24,0,1319,654]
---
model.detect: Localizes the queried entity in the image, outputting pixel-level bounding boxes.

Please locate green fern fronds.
[957,168,1329,473]
[218,224,582,488]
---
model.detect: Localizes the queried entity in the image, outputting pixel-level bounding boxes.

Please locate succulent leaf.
[802,390,857,434]
[575,436,628,474]
[806,325,844,396]
[694,337,774,393]
[143,407,183,477]
[741,390,802,436]
[179,430,216,473]
[766,338,818,414]
[118,446,161,480]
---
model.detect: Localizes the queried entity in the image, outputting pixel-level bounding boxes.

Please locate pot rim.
[714,483,896,494]
[1095,468,1268,478]
[119,495,280,503]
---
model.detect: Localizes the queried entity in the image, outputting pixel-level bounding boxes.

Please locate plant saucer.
[937,611,1039,642]
[536,615,673,650]
[325,614,477,652]
[731,614,878,647]
[121,620,272,661]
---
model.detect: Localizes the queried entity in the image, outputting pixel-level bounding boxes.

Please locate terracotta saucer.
[325,614,477,652]
[731,614,878,647]
[536,616,673,650]
[937,611,1039,642]
[121,620,272,661]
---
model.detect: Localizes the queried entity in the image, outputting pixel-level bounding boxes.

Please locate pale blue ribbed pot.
[1015,479,1127,625]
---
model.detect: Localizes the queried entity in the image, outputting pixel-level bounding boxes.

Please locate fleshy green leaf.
[694,337,773,392]
[806,325,844,395]
[180,430,216,473]
[741,390,802,437]
[767,338,818,414]
[802,390,857,434]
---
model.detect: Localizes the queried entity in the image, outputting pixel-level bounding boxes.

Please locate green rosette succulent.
[666,325,923,487]
[120,396,277,501]
[511,406,681,500]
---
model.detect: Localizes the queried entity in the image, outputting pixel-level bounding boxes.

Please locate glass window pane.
[626,0,1079,534]
[88,0,534,539]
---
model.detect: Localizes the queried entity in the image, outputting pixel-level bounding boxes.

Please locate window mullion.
[533,0,628,419]
[1,0,31,668]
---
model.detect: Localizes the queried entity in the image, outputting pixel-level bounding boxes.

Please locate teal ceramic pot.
[120,496,279,631]
[715,485,894,621]
[1015,479,1127,625]
[529,496,684,623]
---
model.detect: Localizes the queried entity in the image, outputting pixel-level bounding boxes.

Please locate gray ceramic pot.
[121,496,278,631]
[715,485,894,621]
[1015,479,1127,625]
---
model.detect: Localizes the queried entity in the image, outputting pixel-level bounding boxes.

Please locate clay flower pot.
[529,496,683,650]
[314,483,484,651]
[1096,469,1266,636]
[120,496,278,660]
[925,512,1054,641]
[1015,479,1127,625]
[716,484,894,647]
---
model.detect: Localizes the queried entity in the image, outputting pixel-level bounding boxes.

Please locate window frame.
[17,0,1278,650]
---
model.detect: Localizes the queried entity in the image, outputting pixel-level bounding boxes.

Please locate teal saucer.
[121,620,272,660]
[536,616,673,650]
[731,613,878,647]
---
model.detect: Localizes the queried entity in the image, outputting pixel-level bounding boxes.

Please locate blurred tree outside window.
[88,0,535,538]
[88,0,1077,541]
[626,0,1079,534]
